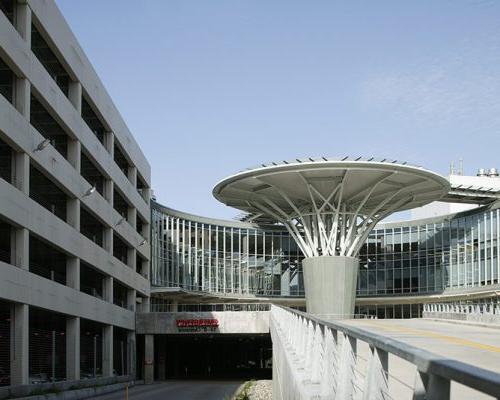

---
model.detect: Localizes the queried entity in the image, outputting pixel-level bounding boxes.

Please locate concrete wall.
[136,311,270,335]
[0,178,149,295]
[0,261,135,329]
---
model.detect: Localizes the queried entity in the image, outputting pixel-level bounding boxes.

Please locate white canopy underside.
[214,160,450,258]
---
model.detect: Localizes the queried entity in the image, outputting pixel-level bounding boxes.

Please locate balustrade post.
[320,327,338,398]
[362,345,389,400]
[310,323,323,384]
[413,370,450,400]
[336,333,357,399]
[304,320,316,380]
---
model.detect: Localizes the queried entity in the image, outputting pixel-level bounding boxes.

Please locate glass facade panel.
[152,203,500,299]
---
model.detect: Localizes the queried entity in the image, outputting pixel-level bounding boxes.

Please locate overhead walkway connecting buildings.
[271,306,500,400]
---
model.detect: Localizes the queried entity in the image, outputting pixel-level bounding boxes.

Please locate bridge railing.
[423,302,500,326]
[423,302,500,315]
[270,305,500,400]
[150,302,272,313]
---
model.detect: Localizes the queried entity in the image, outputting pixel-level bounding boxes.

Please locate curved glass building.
[151,200,500,317]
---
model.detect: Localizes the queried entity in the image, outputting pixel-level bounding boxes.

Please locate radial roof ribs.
[213,158,450,258]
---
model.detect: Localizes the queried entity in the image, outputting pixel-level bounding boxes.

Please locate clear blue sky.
[56,0,500,219]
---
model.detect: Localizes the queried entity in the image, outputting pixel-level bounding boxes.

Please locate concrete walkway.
[344,318,500,399]
[91,380,242,400]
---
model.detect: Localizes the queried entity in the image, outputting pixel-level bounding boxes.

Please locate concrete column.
[144,334,154,384]
[141,187,151,204]
[66,198,80,230]
[66,317,80,380]
[140,258,148,277]
[302,256,359,319]
[105,132,114,157]
[104,228,113,253]
[14,1,31,46]
[104,179,113,205]
[10,303,29,385]
[127,331,136,378]
[13,151,29,193]
[65,136,79,231]
[142,223,150,242]
[66,254,81,381]
[127,207,136,230]
[11,227,29,270]
[127,248,136,271]
[14,78,30,119]
[103,276,114,303]
[127,166,137,188]
[103,325,113,377]
[67,139,81,172]
[10,151,29,274]
[127,289,136,312]
[66,257,80,290]
[68,82,82,114]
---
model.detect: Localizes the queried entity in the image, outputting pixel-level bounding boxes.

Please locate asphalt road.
[92,380,242,400]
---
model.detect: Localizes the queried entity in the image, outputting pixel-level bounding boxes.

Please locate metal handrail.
[423,302,500,315]
[150,302,272,312]
[272,305,500,399]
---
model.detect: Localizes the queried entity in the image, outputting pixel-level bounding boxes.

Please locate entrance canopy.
[213,157,450,257]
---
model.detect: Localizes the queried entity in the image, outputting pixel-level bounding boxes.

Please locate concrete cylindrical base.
[302,256,359,319]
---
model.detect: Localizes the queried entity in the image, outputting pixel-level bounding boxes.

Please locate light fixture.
[83,185,96,197]
[139,238,147,246]
[116,216,125,226]
[34,138,51,152]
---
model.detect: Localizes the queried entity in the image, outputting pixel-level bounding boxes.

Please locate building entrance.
[154,334,272,380]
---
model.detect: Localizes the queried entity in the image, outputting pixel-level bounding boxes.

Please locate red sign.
[176,319,219,327]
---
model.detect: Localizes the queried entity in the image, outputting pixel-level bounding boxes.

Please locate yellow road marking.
[354,322,500,353]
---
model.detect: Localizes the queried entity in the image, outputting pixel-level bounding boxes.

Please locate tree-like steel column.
[213,158,450,319]
[245,173,427,318]
[247,172,425,257]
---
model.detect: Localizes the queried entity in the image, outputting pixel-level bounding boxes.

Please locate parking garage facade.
[0,0,150,390]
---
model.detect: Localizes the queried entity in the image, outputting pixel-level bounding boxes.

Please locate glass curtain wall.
[151,207,304,297]
[152,203,500,298]
[358,207,500,297]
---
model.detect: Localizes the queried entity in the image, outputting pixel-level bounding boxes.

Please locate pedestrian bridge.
[271,306,500,400]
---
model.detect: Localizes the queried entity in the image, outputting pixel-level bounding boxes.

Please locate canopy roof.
[213,157,450,219]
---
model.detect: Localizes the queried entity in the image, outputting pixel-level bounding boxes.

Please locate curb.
[18,382,134,400]
[423,317,500,330]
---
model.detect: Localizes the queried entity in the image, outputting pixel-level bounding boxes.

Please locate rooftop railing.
[423,302,500,315]
[150,302,272,313]
[271,305,500,400]
[242,156,422,174]
[423,302,500,326]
